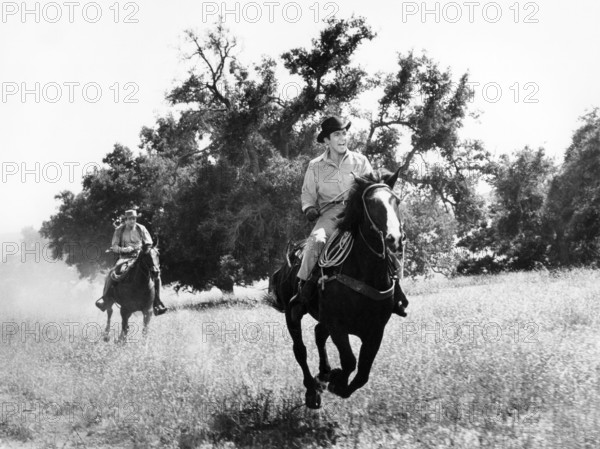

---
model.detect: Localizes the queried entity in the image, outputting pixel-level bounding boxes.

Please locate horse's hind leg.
[328,329,357,399]
[345,331,384,398]
[285,311,321,409]
[103,306,113,342]
[314,323,331,386]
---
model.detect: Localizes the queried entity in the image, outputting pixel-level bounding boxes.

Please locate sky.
[1,0,599,234]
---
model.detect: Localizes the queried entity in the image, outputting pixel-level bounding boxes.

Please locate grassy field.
[1,268,599,448]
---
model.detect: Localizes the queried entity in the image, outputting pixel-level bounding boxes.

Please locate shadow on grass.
[178,392,340,449]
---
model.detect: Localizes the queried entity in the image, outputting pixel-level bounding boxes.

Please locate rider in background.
[289,116,409,321]
[95,209,167,315]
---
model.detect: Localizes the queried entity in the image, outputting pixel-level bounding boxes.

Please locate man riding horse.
[95,209,167,315]
[289,116,409,321]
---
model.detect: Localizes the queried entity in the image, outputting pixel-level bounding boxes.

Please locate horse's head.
[139,243,160,275]
[338,168,406,254]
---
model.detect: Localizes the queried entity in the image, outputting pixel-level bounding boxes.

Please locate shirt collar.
[320,149,350,166]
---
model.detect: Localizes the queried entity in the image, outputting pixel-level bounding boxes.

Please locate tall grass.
[1,269,599,448]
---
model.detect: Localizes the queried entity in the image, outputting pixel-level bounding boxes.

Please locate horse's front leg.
[103,306,113,342]
[119,308,131,343]
[142,308,152,337]
[314,322,331,388]
[328,328,356,399]
[285,311,321,409]
[345,331,384,397]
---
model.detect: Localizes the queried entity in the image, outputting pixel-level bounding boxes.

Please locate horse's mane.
[337,168,395,235]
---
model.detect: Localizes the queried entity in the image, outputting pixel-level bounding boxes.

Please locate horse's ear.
[385,167,402,189]
[154,236,159,249]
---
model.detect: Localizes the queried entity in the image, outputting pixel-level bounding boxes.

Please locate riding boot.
[289,278,318,322]
[153,273,167,316]
[96,275,115,312]
[392,278,408,317]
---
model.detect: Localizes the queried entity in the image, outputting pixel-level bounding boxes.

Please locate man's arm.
[111,226,122,253]
[301,162,318,213]
[138,224,153,246]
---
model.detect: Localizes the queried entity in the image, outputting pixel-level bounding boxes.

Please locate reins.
[317,183,403,301]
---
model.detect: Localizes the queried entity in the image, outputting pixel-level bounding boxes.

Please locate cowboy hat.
[123,209,141,219]
[317,116,351,143]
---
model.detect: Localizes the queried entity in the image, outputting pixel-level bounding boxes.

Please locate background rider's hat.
[317,116,351,143]
[123,209,140,219]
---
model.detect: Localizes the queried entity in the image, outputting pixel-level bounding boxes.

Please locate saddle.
[109,258,136,282]
[318,230,401,275]
[315,229,401,301]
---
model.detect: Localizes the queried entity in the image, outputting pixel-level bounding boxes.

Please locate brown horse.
[270,169,405,408]
[103,243,160,342]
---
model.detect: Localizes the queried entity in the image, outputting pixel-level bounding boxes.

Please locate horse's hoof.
[318,371,331,382]
[327,369,349,398]
[103,334,110,343]
[327,383,337,394]
[305,391,322,409]
[153,305,168,316]
[328,368,344,383]
[327,383,350,399]
[315,373,329,391]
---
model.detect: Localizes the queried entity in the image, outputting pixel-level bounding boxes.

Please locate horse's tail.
[264,240,304,313]
[263,266,285,313]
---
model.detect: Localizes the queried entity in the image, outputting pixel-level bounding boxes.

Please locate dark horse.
[104,243,161,342]
[270,169,405,408]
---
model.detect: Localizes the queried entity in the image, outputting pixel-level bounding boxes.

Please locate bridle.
[359,183,404,259]
[317,182,405,300]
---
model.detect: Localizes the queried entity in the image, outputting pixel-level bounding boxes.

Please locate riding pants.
[101,257,135,301]
[297,204,345,281]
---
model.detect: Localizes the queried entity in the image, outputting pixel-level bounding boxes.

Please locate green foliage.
[402,190,462,278]
[546,109,600,265]
[458,146,556,273]
[492,146,556,269]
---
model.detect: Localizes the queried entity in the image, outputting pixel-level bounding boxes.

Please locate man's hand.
[121,246,134,254]
[305,207,319,222]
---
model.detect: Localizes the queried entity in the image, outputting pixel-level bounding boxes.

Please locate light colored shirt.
[301,149,373,212]
[111,223,153,253]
